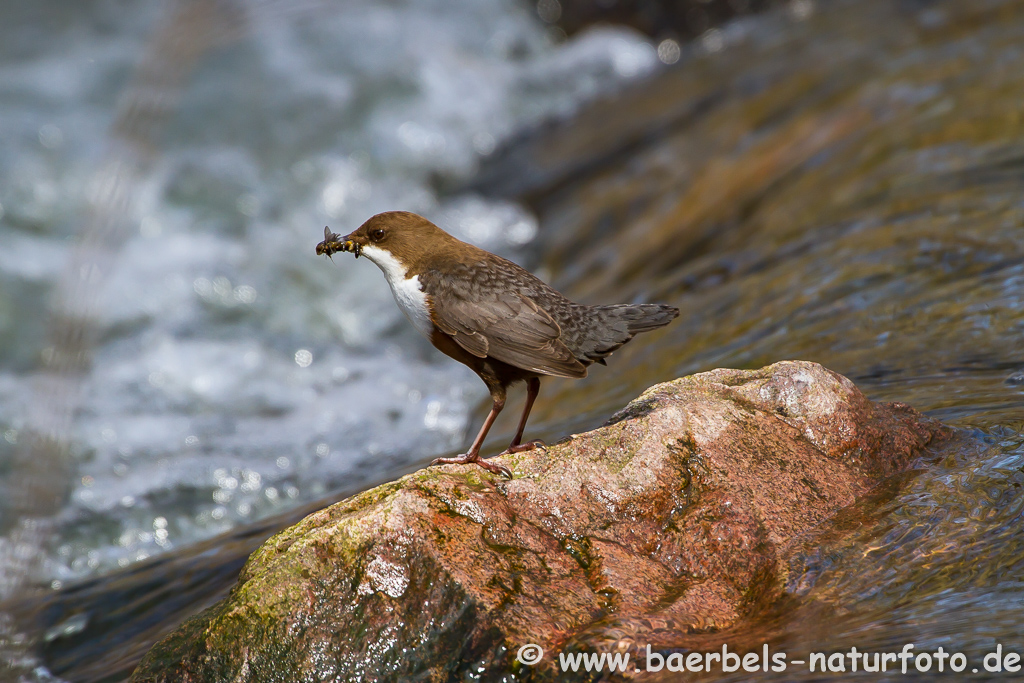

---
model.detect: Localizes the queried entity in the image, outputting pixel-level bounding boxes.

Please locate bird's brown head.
[316,211,465,271]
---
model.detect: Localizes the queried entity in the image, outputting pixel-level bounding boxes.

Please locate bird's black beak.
[316,227,361,259]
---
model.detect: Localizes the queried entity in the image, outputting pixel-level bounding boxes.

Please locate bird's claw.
[430,454,512,478]
[503,439,547,455]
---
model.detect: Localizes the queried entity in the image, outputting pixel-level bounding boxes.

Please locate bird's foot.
[503,439,547,455]
[430,453,512,478]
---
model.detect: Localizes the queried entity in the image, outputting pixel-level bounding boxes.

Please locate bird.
[316,211,678,477]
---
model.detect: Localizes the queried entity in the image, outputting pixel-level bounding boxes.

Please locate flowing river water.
[2,0,1023,680]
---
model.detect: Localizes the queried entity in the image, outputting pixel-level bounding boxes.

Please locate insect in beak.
[316,226,357,259]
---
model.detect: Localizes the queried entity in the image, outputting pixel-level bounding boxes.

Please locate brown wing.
[431,285,587,379]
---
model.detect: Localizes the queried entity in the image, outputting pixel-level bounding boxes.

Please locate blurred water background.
[2,0,1024,680]
[0,0,665,582]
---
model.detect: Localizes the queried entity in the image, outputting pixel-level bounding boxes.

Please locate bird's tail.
[576,303,679,364]
[603,303,679,334]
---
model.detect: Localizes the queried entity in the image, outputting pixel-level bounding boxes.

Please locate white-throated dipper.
[316,211,678,477]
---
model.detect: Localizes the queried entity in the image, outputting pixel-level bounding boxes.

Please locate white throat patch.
[360,244,433,337]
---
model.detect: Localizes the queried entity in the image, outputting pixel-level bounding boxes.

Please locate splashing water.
[0,0,659,586]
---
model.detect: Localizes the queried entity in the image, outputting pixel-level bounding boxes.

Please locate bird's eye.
[370,228,386,242]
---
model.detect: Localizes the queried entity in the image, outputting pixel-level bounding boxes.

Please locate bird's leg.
[430,394,512,477]
[503,377,546,455]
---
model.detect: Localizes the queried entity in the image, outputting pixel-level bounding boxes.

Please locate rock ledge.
[131,361,948,682]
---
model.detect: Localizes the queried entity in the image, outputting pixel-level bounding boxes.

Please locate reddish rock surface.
[131,361,949,682]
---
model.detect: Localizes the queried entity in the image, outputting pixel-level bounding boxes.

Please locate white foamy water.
[0,0,658,583]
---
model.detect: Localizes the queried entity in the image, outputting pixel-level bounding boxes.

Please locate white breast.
[360,244,433,337]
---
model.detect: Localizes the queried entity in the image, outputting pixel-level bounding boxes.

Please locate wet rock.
[130,361,948,682]
[538,0,773,40]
